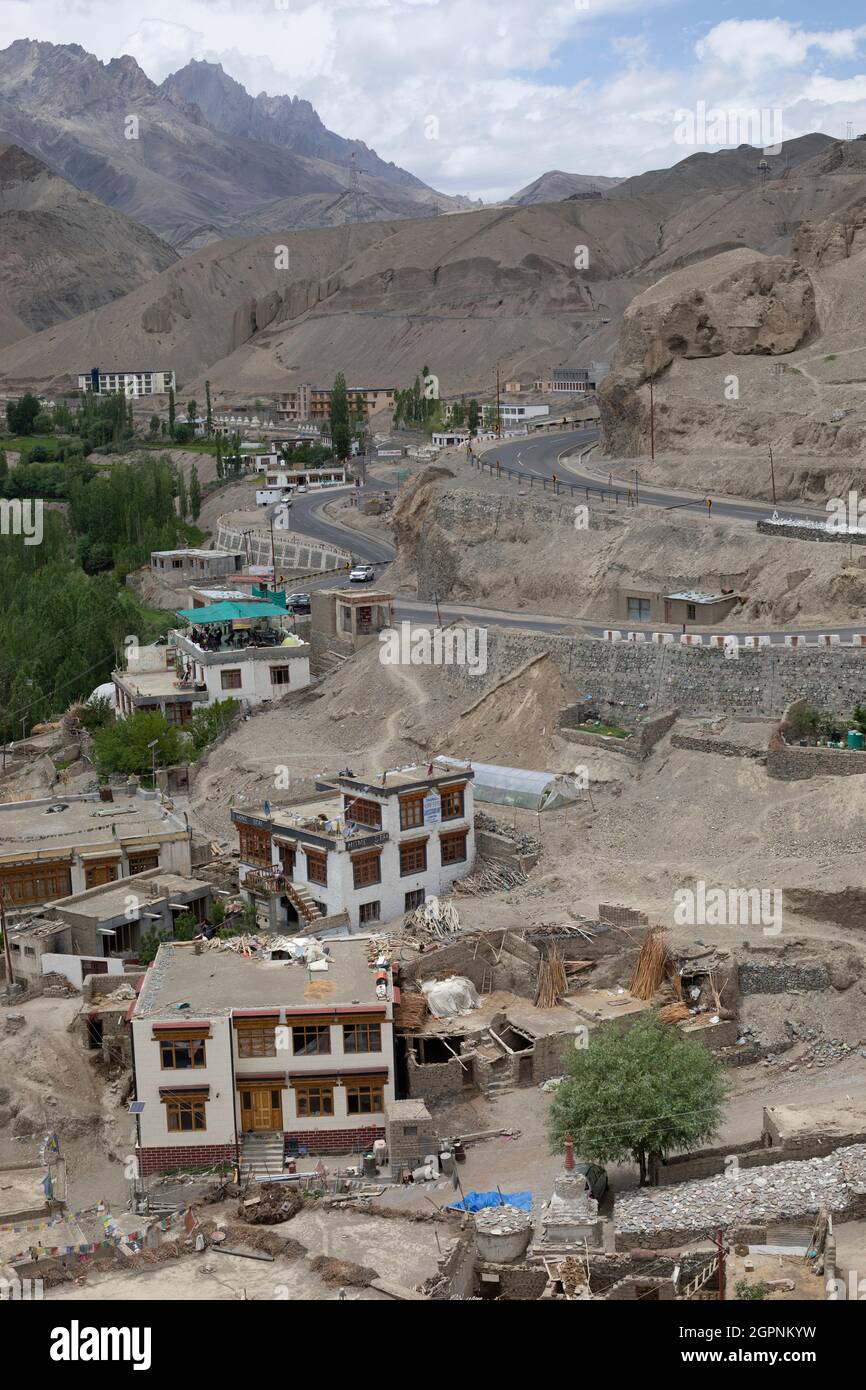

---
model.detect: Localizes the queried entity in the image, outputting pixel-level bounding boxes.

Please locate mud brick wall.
[406,1052,467,1101]
[476,1263,548,1299]
[672,733,765,760]
[530,1030,574,1083]
[429,1229,476,1300]
[408,932,538,997]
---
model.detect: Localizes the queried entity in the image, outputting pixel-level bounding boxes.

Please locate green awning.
[176,601,288,624]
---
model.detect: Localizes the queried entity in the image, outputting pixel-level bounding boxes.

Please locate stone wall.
[444,627,866,717]
[475,828,539,873]
[215,518,351,572]
[406,1051,467,1101]
[757,518,866,546]
[738,960,830,994]
[428,1229,477,1300]
[671,733,765,760]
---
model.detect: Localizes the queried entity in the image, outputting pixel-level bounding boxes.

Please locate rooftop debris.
[535,943,568,1008]
[629,927,676,1000]
[403,895,460,939]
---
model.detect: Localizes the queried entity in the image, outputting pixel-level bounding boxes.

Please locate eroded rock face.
[600,249,816,456]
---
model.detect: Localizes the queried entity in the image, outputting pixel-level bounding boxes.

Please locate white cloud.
[696,19,866,80]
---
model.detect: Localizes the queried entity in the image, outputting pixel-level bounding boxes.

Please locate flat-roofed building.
[77,369,176,398]
[0,791,193,912]
[131,937,397,1173]
[150,549,244,579]
[233,762,475,931]
[52,869,212,962]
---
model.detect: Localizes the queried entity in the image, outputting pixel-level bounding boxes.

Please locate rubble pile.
[474,811,540,857]
[616,1145,866,1237]
[239,1183,304,1225]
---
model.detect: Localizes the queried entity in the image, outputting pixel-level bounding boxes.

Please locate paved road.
[271,441,865,644]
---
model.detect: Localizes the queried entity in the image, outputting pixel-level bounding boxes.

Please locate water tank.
[848,730,865,750]
[474,1205,532,1263]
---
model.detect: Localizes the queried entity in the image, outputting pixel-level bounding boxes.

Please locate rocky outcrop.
[600,249,817,456]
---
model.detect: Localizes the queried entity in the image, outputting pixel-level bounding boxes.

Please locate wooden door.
[241,1087,282,1132]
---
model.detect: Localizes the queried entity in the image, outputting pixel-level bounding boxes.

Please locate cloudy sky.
[2,0,866,199]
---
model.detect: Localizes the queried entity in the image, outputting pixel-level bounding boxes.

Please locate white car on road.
[349,564,375,583]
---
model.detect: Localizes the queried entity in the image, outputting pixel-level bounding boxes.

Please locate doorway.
[240,1087,283,1132]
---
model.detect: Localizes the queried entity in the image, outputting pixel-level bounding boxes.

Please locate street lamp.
[147,738,159,790]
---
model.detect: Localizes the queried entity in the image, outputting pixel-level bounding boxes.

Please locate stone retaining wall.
[216,517,352,571]
[446,627,866,718]
[757,518,866,545]
[671,733,765,760]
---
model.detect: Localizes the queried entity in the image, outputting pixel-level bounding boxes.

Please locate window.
[627,597,651,622]
[353,851,382,889]
[0,862,72,906]
[292,1025,331,1055]
[405,888,425,911]
[345,797,381,828]
[236,1026,277,1058]
[343,1023,382,1053]
[85,861,118,890]
[109,920,139,954]
[128,850,160,875]
[159,1036,207,1069]
[440,784,465,820]
[294,1082,334,1117]
[165,1097,207,1132]
[221,669,242,691]
[306,851,328,885]
[171,558,183,570]
[359,900,381,924]
[399,794,425,830]
[238,824,272,867]
[346,1082,385,1115]
[165,702,193,726]
[270,666,291,687]
[686,604,697,621]
[440,831,468,865]
[400,839,427,876]
[278,843,296,875]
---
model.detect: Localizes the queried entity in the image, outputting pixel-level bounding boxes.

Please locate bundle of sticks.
[658,1002,690,1025]
[451,862,527,896]
[629,928,671,1001]
[535,943,568,1008]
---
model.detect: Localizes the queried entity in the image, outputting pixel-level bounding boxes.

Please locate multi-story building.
[113,607,311,722]
[150,549,244,579]
[233,763,475,931]
[131,937,397,1173]
[483,403,550,426]
[276,384,396,423]
[77,368,176,398]
[0,791,193,911]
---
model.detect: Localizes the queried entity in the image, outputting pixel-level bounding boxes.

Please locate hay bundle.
[658,1002,690,1025]
[629,928,670,1000]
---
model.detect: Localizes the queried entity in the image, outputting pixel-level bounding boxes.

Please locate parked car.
[349,564,375,583]
[575,1162,608,1203]
[286,593,311,614]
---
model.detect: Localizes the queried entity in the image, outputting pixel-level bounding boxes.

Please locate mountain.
[609,134,834,210]
[161,60,427,192]
[0,40,469,252]
[0,143,178,336]
[508,170,623,204]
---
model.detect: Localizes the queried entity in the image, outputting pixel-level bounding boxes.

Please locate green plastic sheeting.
[176,601,288,624]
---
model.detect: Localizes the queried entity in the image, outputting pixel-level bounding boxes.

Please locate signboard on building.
[423,793,442,825]
[376,449,404,458]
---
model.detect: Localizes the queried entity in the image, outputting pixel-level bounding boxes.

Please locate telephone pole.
[649,376,656,462]
[716,1228,726,1301]
[768,444,777,506]
[1,889,15,995]
[495,363,502,437]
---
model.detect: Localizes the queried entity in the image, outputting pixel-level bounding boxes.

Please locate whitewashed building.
[77,368,176,397]
[131,937,397,1174]
[233,763,476,931]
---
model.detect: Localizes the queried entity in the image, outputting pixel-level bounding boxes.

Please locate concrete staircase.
[240,1132,285,1181]
[284,882,320,926]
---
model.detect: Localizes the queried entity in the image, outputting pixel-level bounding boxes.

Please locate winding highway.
[282,430,864,644]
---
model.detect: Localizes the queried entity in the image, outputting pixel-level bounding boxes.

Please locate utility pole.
[649,376,656,462]
[716,1227,726,1301]
[634,467,639,504]
[768,444,777,506]
[495,363,502,438]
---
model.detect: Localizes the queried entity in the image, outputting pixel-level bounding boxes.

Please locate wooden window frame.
[345,797,382,829]
[439,830,468,865]
[239,824,272,868]
[236,1025,278,1058]
[399,793,425,831]
[343,1022,382,1054]
[358,900,381,924]
[352,849,382,889]
[163,1096,207,1132]
[346,1081,385,1115]
[221,668,243,691]
[270,666,291,687]
[399,838,428,877]
[159,1036,207,1070]
[292,1024,331,1056]
[439,783,466,821]
[294,1081,335,1117]
[0,861,72,906]
[128,850,159,875]
[306,850,328,886]
[405,888,425,911]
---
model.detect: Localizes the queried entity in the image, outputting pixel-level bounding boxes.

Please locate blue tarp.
[447,1190,533,1213]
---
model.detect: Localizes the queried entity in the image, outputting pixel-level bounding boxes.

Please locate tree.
[0,450,7,484]
[148,414,160,438]
[190,698,237,754]
[186,399,197,430]
[6,394,40,435]
[330,372,351,461]
[168,386,176,439]
[173,912,198,941]
[547,1013,728,1186]
[468,399,481,435]
[138,926,171,965]
[176,469,188,520]
[189,463,202,521]
[205,380,213,438]
[92,710,186,779]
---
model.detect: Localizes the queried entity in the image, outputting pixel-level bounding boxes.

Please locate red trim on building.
[232,1009,281,1020]
[235,1072,287,1082]
[284,1004,387,1018]
[152,1020,212,1032]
